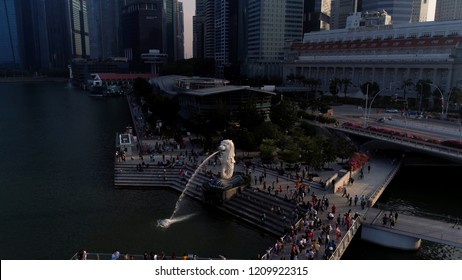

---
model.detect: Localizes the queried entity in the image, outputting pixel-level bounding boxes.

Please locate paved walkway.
[123,96,399,260]
[257,155,398,260]
[122,136,398,260]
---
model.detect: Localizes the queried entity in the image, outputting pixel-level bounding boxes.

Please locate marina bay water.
[0,81,460,260]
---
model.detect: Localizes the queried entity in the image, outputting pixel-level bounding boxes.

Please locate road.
[332,105,462,142]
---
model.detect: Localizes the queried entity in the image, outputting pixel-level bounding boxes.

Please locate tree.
[236,99,265,130]
[341,78,352,98]
[259,139,279,163]
[360,81,380,96]
[400,79,414,102]
[447,87,462,117]
[269,100,298,131]
[415,79,432,112]
[278,139,301,164]
[133,77,152,96]
[329,78,341,102]
[208,100,230,132]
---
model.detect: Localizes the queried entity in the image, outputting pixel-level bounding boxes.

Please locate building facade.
[120,0,165,71]
[283,20,462,102]
[69,0,90,58]
[245,0,304,78]
[87,0,124,60]
[0,0,22,68]
[192,0,206,59]
[435,0,462,21]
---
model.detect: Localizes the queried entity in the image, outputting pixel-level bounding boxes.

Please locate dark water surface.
[342,164,462,260]
[0,82,460,260]
[0,82,274,260]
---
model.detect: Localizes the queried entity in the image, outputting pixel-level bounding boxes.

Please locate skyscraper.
[0,0,21,68]
[87,0,123,60]
[68,0,90,58]
[361,0,414,24]
[435,0,462,21]
[176,1,184,60]
[165,0,184,61]
[193,0,206,59]
[45,0,72,70]
[246,0,304,77]
[120,0,165,71]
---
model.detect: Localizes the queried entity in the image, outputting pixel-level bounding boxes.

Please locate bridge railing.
[336,125,462,158]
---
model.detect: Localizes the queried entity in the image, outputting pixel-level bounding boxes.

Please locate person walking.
[390,215,396,228]
[354,195,358,206]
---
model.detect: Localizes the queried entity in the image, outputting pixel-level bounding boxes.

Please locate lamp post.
[367,90,384,122]
[458,120,462,142]
[363,83,369,127]
[445,87,456,118]
[424,82,444,118]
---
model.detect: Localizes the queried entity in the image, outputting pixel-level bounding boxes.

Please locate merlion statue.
[218,139,235,180]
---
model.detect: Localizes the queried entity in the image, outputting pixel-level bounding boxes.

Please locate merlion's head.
[219,139,233,153]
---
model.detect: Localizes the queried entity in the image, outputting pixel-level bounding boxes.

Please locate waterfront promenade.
[119,95,401,260]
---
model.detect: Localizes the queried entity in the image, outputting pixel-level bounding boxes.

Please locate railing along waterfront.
[71,252,219,260]
[367,160,402,207]
[260,217,305,260]
[329,217,362,260]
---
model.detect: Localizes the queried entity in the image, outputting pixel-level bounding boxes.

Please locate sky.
[182,0,195,59]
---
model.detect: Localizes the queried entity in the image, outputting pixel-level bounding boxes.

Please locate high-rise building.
[246,0,304,77]
[16,0,50,71]
[410,0,436,23]
[0,0,22,68]
[0,0,70,71]
[192,0,206,59]
[214,0,231,77]
[165,0,184,62]
[204,0,216,59]
[45,0,72,70]
[120,0,165,71]
[331,0,359,30]
[87,0,123,60]
[435,0,462,21]
[68,0,90,58]
[175,1,184,60]
[120,0,183,71]
[361,0,415,24]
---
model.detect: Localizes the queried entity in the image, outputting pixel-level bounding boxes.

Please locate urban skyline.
[2,0,462,77]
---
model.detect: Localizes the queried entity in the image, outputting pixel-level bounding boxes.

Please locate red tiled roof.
[292,36,462,52]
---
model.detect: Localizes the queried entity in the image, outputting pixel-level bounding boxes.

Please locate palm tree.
[341,78,352,98]
[360,82,380,96]
[329,78,341,102]
[415,79,432,112]
[400,79,414,101]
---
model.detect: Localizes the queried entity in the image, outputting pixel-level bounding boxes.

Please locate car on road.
[385,108,399,113]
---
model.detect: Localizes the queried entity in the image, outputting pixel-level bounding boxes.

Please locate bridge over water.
[329,124,462,163]
[361,207,462,250]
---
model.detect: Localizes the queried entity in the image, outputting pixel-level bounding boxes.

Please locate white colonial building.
[283,16,462,99]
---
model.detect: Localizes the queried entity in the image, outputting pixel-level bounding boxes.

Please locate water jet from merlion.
[157,139,245,229]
